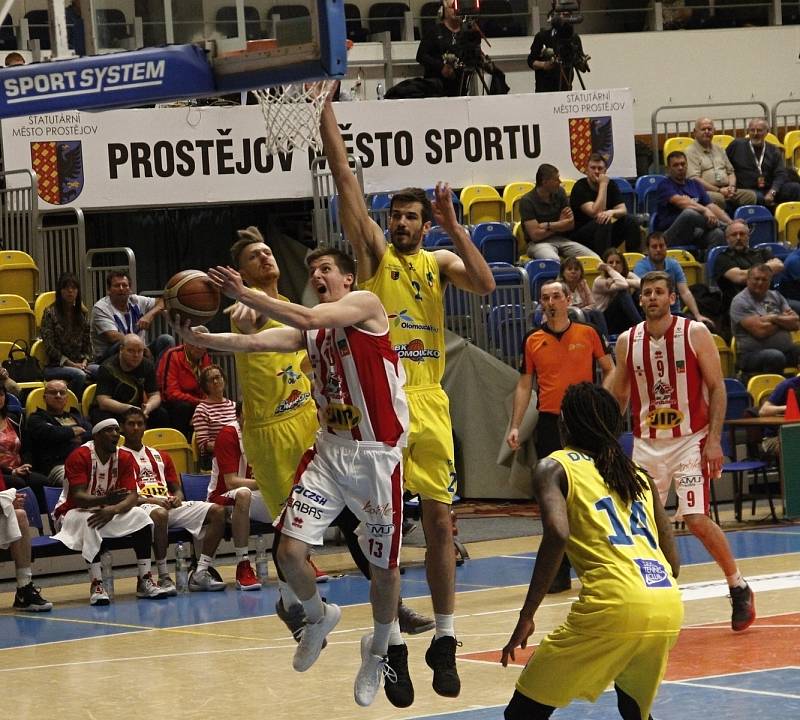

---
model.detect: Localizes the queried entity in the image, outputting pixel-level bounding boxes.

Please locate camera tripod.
[459,64,491,96]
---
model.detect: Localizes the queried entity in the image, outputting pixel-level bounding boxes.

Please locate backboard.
[0,0,347,119]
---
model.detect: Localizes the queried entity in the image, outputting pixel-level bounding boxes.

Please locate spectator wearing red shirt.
[157,333,211,439]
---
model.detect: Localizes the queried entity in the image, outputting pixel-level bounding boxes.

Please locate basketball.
[163,270,220,325]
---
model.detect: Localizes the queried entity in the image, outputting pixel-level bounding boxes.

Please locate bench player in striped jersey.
[610,271,755,631]
[177,247,414,708]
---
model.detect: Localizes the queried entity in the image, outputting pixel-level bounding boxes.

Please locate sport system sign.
[0,89,635,209]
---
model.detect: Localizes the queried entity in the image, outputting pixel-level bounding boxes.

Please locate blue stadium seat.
[471,222,516,264]
[486,303,527,363]
[634,174,664,215]
[424,224,457,248]
[753,242,791,260]
[734,205,777,246]
[524,258,560,302]
[705,244,727,288]
[425,187,463,222]
[612,177,636,214]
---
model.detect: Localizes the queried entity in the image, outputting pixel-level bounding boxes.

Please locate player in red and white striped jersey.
[610,271,755,632]
[177,247,412,707]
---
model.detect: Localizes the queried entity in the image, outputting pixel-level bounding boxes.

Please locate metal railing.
[38,207,86,296]
[85,247,137,308]
[772,98,800,136]
[0,169,39,261]
[310,154,363,253]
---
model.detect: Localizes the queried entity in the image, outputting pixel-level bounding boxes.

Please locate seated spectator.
[520,163,598,260]
[0,476,53,611]
[655,150,730,256]
[40,271,97,399]
[634,232,714,326]
[726,118,800,207]
[569,153,641,254]
[91,334,169,428]
[208,403,269,591]
[0,384,50,513]
[591,248,642,335]
[53,418,164,605]
[157,334,211,439]
[90,270,174,363]
[191,364,237,471]
[758,374,800,457]
[685,117,757,212]
[27,379,91,487]
[714,220,785,319]
[560,256,609,337]
[120,408,226,593]
[777,244,800,304]
[730,264,800,374]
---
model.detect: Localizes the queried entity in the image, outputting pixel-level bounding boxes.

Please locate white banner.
[0,89,635,210]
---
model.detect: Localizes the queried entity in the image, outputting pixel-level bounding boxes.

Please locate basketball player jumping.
[609,271,755,631]
[177,248,414,709]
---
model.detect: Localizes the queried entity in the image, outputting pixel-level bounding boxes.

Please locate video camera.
[543,0,590,77]
[548,0,584,26]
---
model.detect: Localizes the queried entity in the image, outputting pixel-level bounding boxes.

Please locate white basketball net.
[253,80,336,155]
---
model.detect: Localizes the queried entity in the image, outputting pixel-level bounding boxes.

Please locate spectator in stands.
[777,243,800,304]
[634,232,714,326]
[591,248,642,336]
[730,264,800,375]
[520,164,598,260]
[91,334,168,428]
[726,118,800,207]
[655,151,730,256]
[758,374,800,457]
[53,418,164,605]
[65,0,86,56]
[27,379,91,487]
[416,0,465,97]
[40,271,96,399]
[0,476,53,612]
[121,408,226,593]
[4,51,25,67]
[685,117,757,212]
[0,384,50,513]
[560,256,609,337]
[191,364,237,472]
[157,333,211,439]
[714,220,785,318]
[569,153,641,254]
[208,403,269,591]
[90,270,174,363]
[0,367,20,398]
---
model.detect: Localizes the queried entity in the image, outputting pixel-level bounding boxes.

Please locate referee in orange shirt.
[507,279,614,591]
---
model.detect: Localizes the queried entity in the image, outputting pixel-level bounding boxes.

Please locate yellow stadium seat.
[712,335,734,378]
[29,339,48,368]
[663,136,693,158]
[142,427,194,475]
[577,255,601,288]
[502,181,534,222]
[560,178,576,196]
[746,374,784,408]
[667,248,703,285]
[459,184,505,224]
[0,294,36,349]
[33,291,55,330]
[623,252,645,268]
[765,132,783,149]
[0,251,38,304]
[512,221,528,261]
[775,202,800,246]
[711,134,734,150]
[784,130,800,168]
[81,383,96,417]
[25,385,79,416]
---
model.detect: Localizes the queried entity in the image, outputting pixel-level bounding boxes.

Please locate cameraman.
[416,0,465,97]
[527,1,587,92]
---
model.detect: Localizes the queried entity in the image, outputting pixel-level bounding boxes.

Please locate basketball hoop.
[253,80,336,155]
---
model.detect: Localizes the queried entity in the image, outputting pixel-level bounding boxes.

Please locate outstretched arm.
[320,97,386,282]
[177,322,303,354]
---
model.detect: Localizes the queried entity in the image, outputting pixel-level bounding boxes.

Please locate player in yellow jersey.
[321,94,496,697]
[501,383,682,720]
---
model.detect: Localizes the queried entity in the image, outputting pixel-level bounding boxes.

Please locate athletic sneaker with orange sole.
[730,583,756,631]
[236,560,261,590]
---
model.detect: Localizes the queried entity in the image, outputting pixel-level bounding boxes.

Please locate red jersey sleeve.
[64,446,92,489]
[161,451,179,490]
[215,426,241,476]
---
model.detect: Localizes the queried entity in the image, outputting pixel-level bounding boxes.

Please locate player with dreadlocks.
[501,382,682,720]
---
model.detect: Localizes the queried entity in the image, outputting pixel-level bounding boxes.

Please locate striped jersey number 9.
[594,497,657,549]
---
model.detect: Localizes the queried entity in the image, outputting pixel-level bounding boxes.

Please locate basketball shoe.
[235,560,261,590]
[13,582,53,612]
[293,602,341,672]
[89,579,110,606]
[730,584,756,631]
[425,635,461,697]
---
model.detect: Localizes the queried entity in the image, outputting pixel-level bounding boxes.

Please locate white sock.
[388,619,403,646]
[301,592,324,623]
[726,571,746,589]
[88,563,102,582]
[137,559,152,578]
[197,553,212,573]
[279,580,300,608]
[156,559,168,577]
[16,567,32,588]
[372,621,393,656]
[235,547,249,562]
[434,613,455,639]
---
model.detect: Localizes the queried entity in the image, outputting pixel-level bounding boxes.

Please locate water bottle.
[255,535,269,584]
[100,551,114,600]
[175,541,189,594]
[354,67,366,101]
[376,82,384,101]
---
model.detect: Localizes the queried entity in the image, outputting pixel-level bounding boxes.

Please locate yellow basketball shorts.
[242,401,318,518]
[515,624,679,718]
[402,385,456,505]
